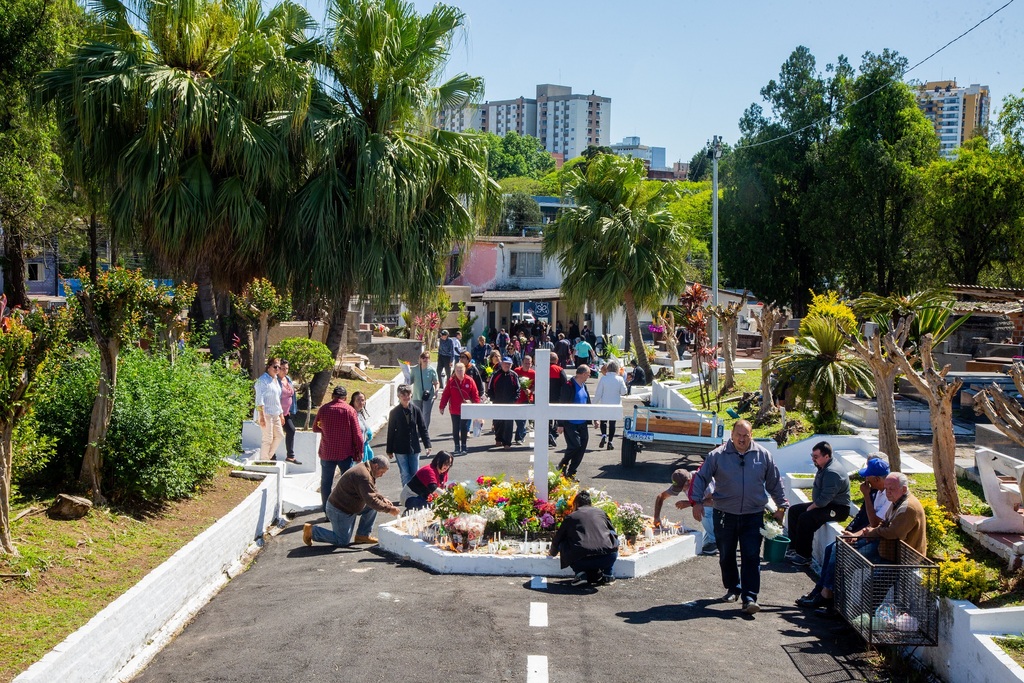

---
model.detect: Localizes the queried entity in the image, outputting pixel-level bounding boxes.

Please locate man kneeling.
[303,455,400,547]
[549,491,619,586]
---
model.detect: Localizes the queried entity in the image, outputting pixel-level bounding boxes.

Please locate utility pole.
[709,135,723,389]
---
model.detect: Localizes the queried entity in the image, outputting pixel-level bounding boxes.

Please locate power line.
[732,0,1016,152]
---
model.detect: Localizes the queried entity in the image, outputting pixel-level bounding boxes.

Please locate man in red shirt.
[313,385,364,512]
[513,354,536,444]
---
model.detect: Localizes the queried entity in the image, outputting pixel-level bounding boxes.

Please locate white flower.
[761,520,784,540]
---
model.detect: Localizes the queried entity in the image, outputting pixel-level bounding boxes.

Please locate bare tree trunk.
[309,288,353,409]
[754,303,787,417]
[847,326,906,472]
[663,311,679,364]
[0,422,15,555]
[1,222,29,309]
[974,361,1024,450]
[80,340,117,505]
[623,290,652,382]
[885,332,962,516]
[195,262,225,358]
[250,312,271,380]
[88,212,99,285]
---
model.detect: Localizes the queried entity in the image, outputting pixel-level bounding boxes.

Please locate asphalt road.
[133,397,884,683]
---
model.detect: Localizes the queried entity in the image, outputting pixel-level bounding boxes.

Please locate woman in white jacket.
[594,361,627,450]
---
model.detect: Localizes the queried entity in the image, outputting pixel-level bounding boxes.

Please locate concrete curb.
[14,470,282,683]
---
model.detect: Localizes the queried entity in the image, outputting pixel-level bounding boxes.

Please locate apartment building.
[915,81,991,159]
[610,136,667,170]
[436,84,611,161]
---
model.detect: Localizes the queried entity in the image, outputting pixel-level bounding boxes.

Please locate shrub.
[937,556,996,603]
[799,291,857,335]
[921,496,957,557]
[10,415,57,496]
[103,347,251,501]
[28,346,250,502]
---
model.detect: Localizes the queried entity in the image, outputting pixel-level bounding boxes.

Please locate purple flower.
[540,513,555,529]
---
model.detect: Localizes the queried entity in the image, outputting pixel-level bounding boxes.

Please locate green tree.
[233,278,292,379]
[922,137,1024,285]
[40,0,318,357]
[289,0,497,407]
[0,0,82,307]
[485,191,542,235]
[268,337,333,427]
[824,50,937,295]
[483,131,555,180]
[0,297,64,554]
[772,316,872,432]
[668,180,712,283]
[721,47,848,315]
[543,154,691,381]
[998,89,1024,160]
[73,268,175,504]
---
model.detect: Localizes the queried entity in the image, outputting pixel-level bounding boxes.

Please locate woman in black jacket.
[386,384,431,487]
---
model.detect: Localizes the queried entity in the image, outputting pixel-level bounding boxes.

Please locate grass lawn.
[680,369,817,443]
[996,634,1024,668]
[0,467,259,683]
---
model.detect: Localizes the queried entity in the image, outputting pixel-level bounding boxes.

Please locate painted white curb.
[14,470,282,683]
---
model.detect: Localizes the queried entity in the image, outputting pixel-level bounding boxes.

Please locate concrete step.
[835,449,932,475]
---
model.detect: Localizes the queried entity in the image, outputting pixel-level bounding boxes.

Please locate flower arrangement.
[519,376,533,390]
[761,519,784,540]
[616,503,646,538]
[647,323,666,335]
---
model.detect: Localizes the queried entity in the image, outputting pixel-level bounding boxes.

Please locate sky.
[300,0,1024,164]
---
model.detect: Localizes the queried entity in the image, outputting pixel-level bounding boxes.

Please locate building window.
[509,251,543,278]
[27,263,42,282]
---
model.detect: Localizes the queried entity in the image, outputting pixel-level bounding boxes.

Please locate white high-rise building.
[436,84,611,162]
[610,136,667,170]
[535,84,611,162]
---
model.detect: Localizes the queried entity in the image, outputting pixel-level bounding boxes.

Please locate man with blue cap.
[795,454,892,615]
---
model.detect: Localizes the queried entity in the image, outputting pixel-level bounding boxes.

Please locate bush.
[937,556,996,602]
[921,496,957,557]
[25,345,250,502]
[104,347,251,501]
[10,415,57,497]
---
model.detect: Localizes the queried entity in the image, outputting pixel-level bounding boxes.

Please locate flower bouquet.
[443,514,487,551]
[761,519,784,540]
[617,502,646,541]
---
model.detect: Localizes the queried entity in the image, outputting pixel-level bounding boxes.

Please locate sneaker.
[606,441,614,450]
[788,553,811,566]
[570,572,589,587]
[513,439,522,445]
[548,435,558,447]
[353,535,379,545]
[302,523,313,546]
[814,602,840,619]
[599,436,607,448]
[700,542,719,556]
[721,591,740,603]
[742,599,761,615]
[595,571,615,586]
[784,549,799,559]
[796,592,824,609]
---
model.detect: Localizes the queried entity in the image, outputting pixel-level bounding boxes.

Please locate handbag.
[419,365,431,401]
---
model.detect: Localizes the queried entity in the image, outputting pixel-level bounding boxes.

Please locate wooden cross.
[460,350,622,501]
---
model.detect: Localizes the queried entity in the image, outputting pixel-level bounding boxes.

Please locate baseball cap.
[668,468,691,494]
[859,457,890,478]
[501,356,512,363]
[332,385,348,398]
[440,330,449,336]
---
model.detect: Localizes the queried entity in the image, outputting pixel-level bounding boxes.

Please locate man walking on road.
[557,365,593,478]
[487,357,520,449]
[313,385,365,512]
[437,329,456,388]
[690,420,789,615]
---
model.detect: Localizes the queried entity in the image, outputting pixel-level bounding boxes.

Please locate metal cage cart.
[835,539,940,647]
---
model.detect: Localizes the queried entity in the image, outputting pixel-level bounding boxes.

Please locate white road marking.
[530,576,548,590]
[529,602,548,627]
[526,655,548,683]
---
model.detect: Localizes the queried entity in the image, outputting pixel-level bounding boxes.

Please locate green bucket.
[763,535,791,562]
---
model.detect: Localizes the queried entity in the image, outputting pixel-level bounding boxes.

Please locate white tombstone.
[974,447,1024,534]
[460,350,621,501]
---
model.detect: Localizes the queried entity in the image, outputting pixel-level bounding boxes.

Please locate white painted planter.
[377,519,700,578]
[14,469,282,683]
[914,599,1024,683]
[787,473,815,489]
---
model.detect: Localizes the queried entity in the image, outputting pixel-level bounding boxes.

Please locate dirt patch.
[0,469,259,683]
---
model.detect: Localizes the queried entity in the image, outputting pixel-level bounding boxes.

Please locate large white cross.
[460,350,622,501]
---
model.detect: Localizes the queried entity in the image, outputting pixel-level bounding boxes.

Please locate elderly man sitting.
[303,455,400,547]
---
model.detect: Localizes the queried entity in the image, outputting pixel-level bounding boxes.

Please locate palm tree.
[39,0,318,356]
[772,316,872,432]
[287,0,497,407]
[543,154,691,382]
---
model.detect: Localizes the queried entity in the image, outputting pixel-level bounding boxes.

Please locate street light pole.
[709,135,722,388]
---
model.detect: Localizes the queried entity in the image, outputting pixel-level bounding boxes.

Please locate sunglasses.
[271,364,280,368]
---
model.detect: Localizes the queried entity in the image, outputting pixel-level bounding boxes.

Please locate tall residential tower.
[915,81,990,159]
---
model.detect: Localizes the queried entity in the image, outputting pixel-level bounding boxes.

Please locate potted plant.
[617,502,646,544]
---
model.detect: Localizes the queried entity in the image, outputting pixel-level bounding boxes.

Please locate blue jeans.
[817,538,880,592]
[320,458,354,511]
[701,507,716,546]
[311,501,377,546]
[394,452,420,487]
[570,551,618,583]
[714,509,764,602]
[515,419,527,442]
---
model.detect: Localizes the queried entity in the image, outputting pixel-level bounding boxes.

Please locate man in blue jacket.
[690,420,789,616]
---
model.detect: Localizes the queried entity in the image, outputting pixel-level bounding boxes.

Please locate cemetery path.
[134,393,886,682]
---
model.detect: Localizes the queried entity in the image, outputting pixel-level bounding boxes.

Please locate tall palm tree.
[772,316,872,432]
[542,154,691,381]
[287,0,497,407]
[39,0,318,356]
